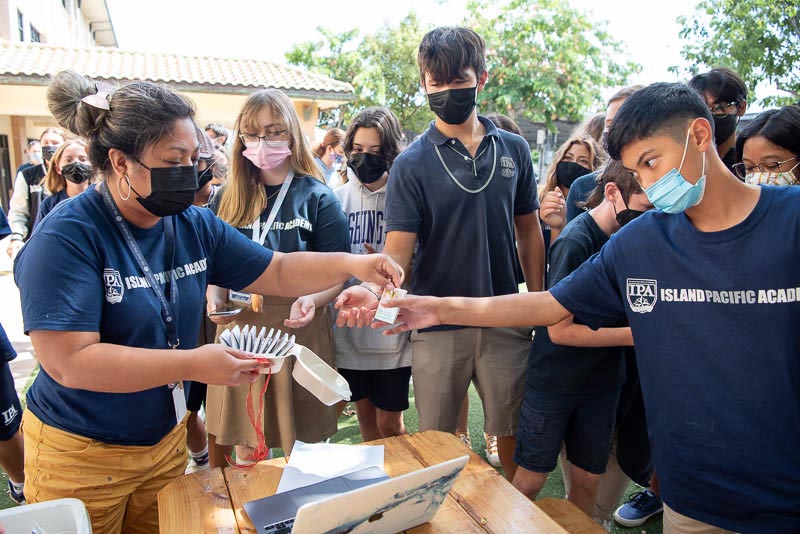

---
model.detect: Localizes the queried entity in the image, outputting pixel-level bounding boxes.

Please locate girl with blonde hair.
[34,138,94,227]
[206,89,350,466]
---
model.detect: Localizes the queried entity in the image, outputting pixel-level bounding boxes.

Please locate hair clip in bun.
[80,81,115,111]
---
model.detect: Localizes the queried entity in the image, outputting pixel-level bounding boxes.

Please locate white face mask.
[745,162,800,186]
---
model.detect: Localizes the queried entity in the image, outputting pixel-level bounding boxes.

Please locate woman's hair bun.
[47,70,109,137]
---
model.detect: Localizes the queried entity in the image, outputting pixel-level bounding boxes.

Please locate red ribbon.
[225,371,271,469]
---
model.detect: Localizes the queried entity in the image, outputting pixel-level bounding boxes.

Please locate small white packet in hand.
[374,288,407,324]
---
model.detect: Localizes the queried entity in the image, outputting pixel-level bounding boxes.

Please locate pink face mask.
[243,140,291,170]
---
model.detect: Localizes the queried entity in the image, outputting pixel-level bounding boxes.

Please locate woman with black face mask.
[330,107,412,443]
[13,70,402,533]
[538,135,604,256]
[33,138,94,228]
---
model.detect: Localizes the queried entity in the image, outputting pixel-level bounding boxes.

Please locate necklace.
[266,188,280,201]
[434,137,497,194]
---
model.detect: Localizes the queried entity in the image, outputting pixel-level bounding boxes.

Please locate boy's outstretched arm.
[378,291,571,335]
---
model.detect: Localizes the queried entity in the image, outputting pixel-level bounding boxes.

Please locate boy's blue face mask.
[644,128,707,214]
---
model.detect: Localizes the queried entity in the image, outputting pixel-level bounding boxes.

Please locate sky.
[106,0,769,111]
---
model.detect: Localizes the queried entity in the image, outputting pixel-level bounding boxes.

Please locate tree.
[465,0,640,128]
[674,0,799,105]
[286,13,433,133]
[358,14,432,133]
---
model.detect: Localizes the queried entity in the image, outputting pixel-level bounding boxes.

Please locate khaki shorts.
[663,504,733,534]
[206,296,338,453]
[22,409,187,534]
[410,327,532,437]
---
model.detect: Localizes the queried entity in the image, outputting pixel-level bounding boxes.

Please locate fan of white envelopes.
[219,325,295,357]
[217,324,351,405]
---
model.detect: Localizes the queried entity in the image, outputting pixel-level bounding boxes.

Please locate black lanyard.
[100,183,180,349]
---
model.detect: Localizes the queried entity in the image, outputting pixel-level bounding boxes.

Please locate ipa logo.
[627,278,657,313]
[1,405,18,426]
[103,268,124,304]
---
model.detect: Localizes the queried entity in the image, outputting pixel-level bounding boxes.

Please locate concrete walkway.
[0,235,36,398]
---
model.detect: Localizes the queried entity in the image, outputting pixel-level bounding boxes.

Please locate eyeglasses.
[239,130,288,145]
[732,156,799,179]
[709,101,739,117]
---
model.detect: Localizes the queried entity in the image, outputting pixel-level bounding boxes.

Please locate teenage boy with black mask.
[377,83,800,533]
[336,26,545,480]
[688,68,747,173]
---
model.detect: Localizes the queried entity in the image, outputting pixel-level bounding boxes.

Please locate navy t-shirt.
[34,189,68,228]
[385,117,538,328]
[15,185,274,446]
[0,210,14,363]
[550,186,800,531]
[565,171,598,222]
[529,212,626,393]
[210,174,349,254]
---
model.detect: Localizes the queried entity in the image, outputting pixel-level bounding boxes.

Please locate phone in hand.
[207,306,244,318]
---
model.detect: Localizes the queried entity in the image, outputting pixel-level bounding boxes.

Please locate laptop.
[244,455,469,534]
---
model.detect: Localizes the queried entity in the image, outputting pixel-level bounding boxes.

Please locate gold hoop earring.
[118,175,132,201]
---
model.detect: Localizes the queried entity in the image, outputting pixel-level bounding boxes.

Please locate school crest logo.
[500,156,515,178]
[627,278,657,313]
[103,268,124,304]
[1,406,18,426]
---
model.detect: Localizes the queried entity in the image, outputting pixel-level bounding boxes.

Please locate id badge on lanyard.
[170,382,187,423]
[100,182,186,424]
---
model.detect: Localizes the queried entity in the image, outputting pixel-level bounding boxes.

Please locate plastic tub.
[290,345,351,406]
[251,353,289,374]
[0,498,92,533]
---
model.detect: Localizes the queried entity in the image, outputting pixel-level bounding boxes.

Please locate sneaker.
[484,433,501,467]
[7,480,25,505]
[185,458,210,474]
[613,489,663,527]
[456,431,472,450]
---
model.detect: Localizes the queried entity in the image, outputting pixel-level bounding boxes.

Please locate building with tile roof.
[0,1,354,209]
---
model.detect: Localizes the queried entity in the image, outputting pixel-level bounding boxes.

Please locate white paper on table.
[276,440,385,494]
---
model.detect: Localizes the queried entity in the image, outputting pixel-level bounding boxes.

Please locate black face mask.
[197,165,214,190]
[601,131,609,152]
[42,145,58,164]
[614,197,646,227]
[427,86,477,125]
[713,114,738,145]
[556,161,591,189]
[131,160,198,217]
[61,161,93,184]
[348,153,388,184]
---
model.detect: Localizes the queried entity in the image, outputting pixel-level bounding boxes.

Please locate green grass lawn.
[0,368,662,533]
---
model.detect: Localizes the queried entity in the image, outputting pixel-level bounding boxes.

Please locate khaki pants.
[663,504,733,534]
[410,327,531,436]
[22,409,187,534]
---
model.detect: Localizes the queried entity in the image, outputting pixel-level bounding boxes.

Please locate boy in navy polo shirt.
[336,26,545,479]
[379,83,800,533]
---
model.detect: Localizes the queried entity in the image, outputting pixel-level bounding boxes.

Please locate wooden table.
[158,430,603,533]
